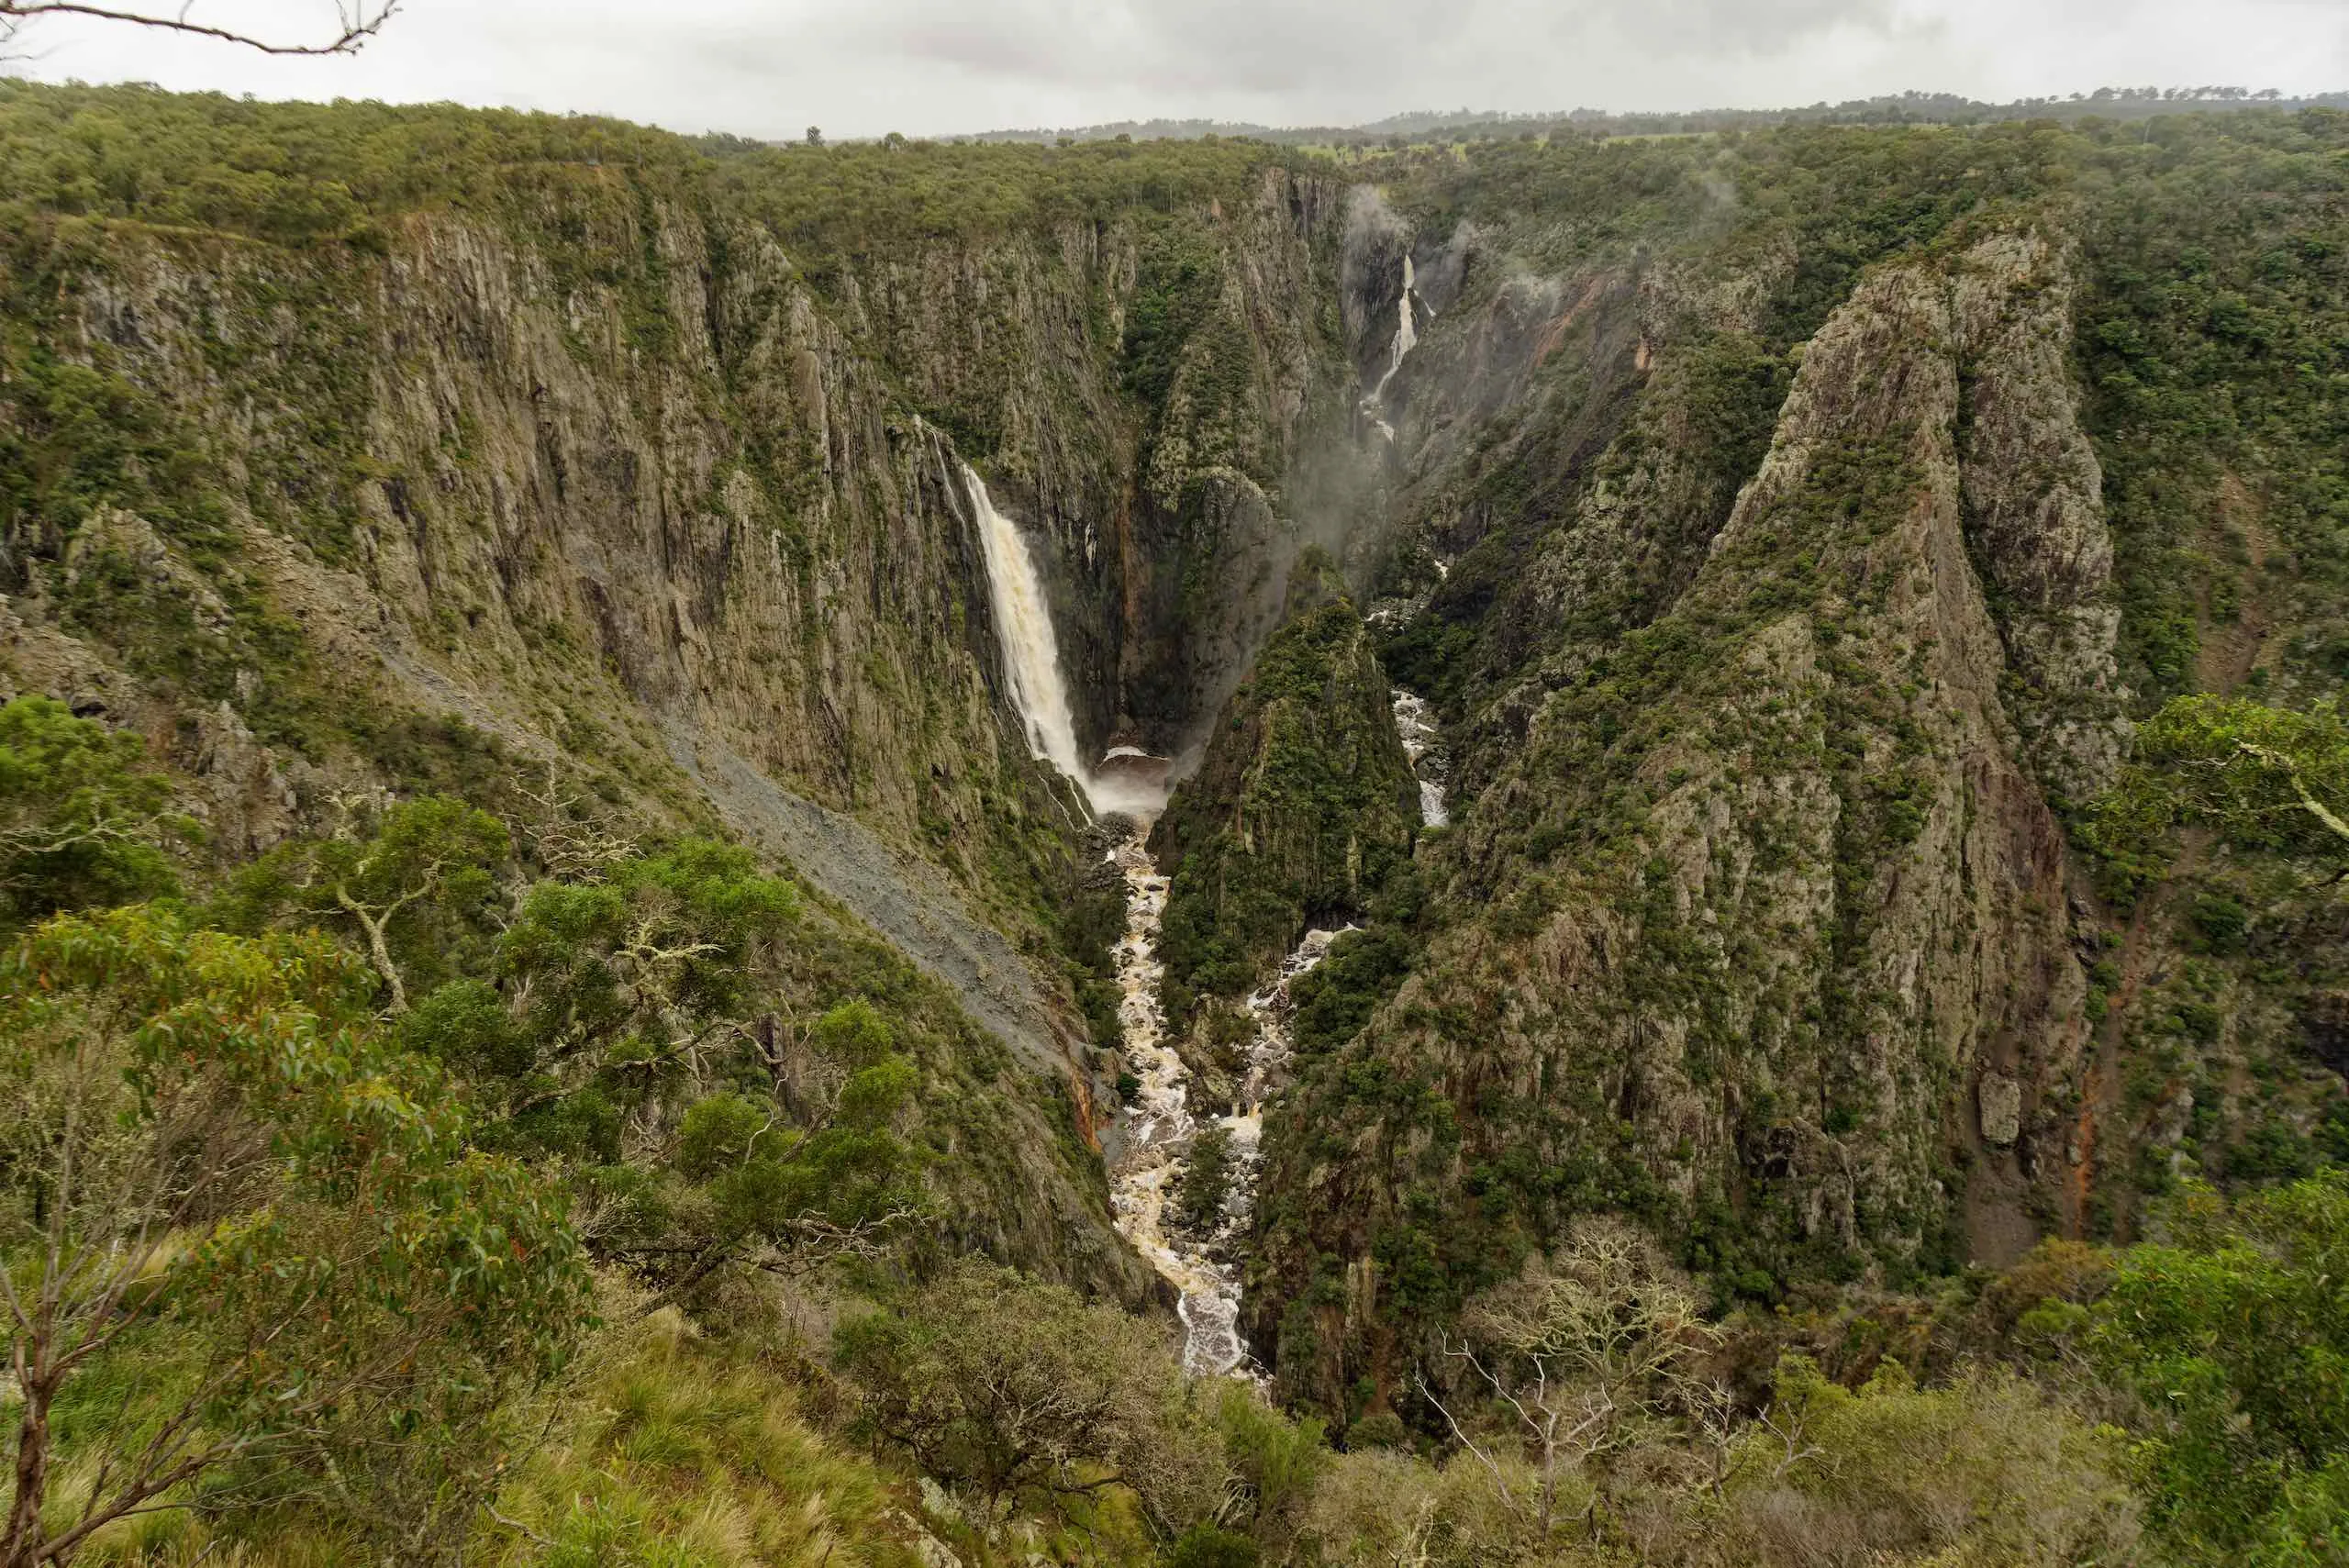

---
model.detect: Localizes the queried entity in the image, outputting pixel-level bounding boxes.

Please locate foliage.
[0,695,181,926]
[1421,1218,1723,1540]
[2099,695,2349,873]
[1154,574,1419,1006]
[652,1052,926,1302]
[1292,1445,1500,1567]
[0,906,588,1563]
[1164,1524,1259,1567]
[2069,112,2349,706]
[0,80,1297,264]
[217,795,509,1013]
[1714,1354,2142,1567]
[1285,927,1415,1059]
[222,805,938,1304]
[834,1260,1220,1529]
[477,1311,928,1568]
[493,836,798,1077]
[2091,1173,2349,1561]
[1174,1123,1235,1234]
[1208,1382,1328,1552]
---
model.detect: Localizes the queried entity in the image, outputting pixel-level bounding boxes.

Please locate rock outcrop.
[1251,228,2113,1407]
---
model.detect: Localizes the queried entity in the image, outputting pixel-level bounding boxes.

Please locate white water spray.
[960,458,1339,1377]
[1371,254,1420,405]
[966,463,1092,789]
[1391,688,1449,828]
[962,463,1172,820]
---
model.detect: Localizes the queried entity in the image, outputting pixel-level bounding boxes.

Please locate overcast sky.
[8,0,2346,140]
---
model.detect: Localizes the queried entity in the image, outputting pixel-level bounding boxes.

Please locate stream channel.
[958,249,1440,1375]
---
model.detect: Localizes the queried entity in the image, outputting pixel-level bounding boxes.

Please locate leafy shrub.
[0,695,182,924]
[2092,1173,2349,1561]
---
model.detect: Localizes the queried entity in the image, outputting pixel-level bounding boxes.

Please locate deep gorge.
[4,80,2348,1565]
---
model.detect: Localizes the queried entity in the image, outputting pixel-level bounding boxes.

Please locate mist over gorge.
[3,73,2348,1567]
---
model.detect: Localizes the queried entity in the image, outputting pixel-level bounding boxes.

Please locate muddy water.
[956,452,1353,1373]
[1104,820,1347,1377]
[1104,683,1442,1373]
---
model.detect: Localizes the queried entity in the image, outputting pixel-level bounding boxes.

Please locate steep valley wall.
[5,95,2346,1406]
[0,129,1352,1301]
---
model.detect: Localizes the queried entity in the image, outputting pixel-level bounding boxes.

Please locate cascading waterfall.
[1064,259,1448,1373]
[959,459,1339,1377]
[963,462,1171,820]
[1370,254,1421,407]
[1102,841,1246,1375]
[1391,688,1449,828]
[965,462,1091,790]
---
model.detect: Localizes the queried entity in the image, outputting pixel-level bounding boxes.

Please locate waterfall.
[1392,688,1449,828]
[960,456,1297,1376]
[1371,254,1419,405]
[962,462,1174,821]
[965,463,1091,789]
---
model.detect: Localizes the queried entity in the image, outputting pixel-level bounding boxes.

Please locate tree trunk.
[333,885,407,1013]
[2,1372,54,1568]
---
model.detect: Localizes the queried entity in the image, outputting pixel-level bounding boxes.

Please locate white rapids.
[1391,688,1449,828]
[960,457,1349,1375]
[1104,821,1350,1377]
[952,266,1475,1378]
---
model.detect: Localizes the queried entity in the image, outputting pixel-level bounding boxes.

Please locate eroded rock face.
[852,167,1352,761]
[1980,1073,2024,1148]
[1949,232,2129,801]
[0,167,1350,1305]
[183,700,304,857]
[1251,229,2107,1407]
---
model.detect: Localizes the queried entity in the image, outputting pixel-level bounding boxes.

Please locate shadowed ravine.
[964,462,1370,1373]
[958,258,1455,1369]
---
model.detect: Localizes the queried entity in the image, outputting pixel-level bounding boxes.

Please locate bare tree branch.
[0,0,398,56]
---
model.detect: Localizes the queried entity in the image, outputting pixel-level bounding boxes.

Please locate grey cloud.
[831,0,1468,95]
[837,0,1886,99]
[1600,0,1901,53]
[6,0,2343,140]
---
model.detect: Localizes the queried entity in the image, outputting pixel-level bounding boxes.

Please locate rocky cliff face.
[0,133,1350,1301]
[1247,223,2143,1409]
[6,95,2344,1395]
[829,167,1353,762]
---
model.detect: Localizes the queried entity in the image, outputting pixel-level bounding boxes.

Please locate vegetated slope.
[5,82,2349,1568]
[0,81,1351,1302]
[1148,550,1420,1088]
[1236,113,2349,1421]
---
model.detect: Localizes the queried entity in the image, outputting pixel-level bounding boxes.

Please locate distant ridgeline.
[957,86,2349,148]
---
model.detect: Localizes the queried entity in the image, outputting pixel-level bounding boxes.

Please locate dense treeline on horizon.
[941,85,2349,149]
